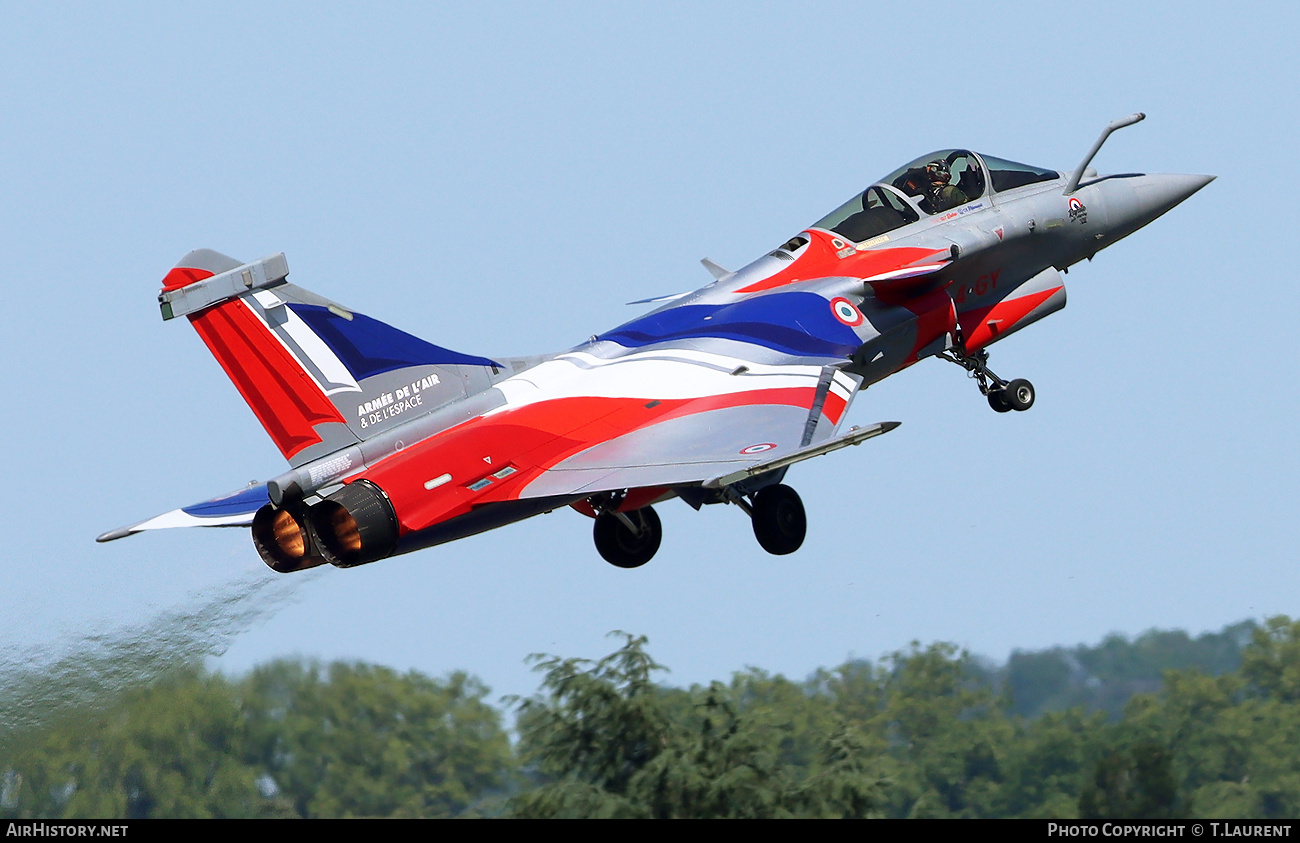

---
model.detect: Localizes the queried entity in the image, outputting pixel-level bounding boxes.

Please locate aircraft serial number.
[952,269,1002,304]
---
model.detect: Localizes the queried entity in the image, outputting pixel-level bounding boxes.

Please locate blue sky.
[1,2,1294,710]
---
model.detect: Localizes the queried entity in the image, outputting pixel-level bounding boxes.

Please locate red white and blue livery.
[99,115,1212,571]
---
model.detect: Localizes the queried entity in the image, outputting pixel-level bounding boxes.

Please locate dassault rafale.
[99,114,1212,571]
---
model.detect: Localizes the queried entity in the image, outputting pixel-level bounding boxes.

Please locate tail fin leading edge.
[161,249,505,466]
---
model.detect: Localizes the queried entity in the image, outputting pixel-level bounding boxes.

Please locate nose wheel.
[987,378,1035,412]
[941,348,1035,413]
[594,506,662,568]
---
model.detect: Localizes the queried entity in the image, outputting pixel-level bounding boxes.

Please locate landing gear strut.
[593,506,662,568]
[747,484,807,555]
[940,347,1035,413]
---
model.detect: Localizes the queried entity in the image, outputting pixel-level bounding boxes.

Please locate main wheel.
[593,507,662,568]
[987,390,1012,413]
[751,484,806,555]
[1003,378,1035,411]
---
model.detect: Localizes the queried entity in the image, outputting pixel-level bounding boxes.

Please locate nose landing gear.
[988,378,1035,412]
[940,347,1035,413]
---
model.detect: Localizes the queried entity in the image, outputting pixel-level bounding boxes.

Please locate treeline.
[1,617,1296,818]
[1000,620,1254,719]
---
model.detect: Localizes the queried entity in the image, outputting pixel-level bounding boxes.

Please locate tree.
[1241,616,1300,703]
[508,632,676,818]
[240,660,512,818]
[2,666,281,819]
[870,643,1014,817]
[1082,617,1300,820]
[507,633,882,818]
[1079,741,1182,819]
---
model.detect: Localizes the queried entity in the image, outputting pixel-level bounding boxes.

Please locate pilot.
[924,160,968,213]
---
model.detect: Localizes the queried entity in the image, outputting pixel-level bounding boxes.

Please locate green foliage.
[243,660,512,818]
[1241,616,1300,702]
[507,621,1300,819]
[878,644,1018,817]
[1006,621,1255,718]
[992,709,1109,818]
[509,632,671,811]
[507,633,882,818]
[3,660,511,819]
[1102,616,1300,819]
[632,685,801,818]
[2,665,280,819]
[1079,741,1182,819]
[5,616,1299,819]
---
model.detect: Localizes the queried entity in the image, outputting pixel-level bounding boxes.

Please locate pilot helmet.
[925,160,951,184]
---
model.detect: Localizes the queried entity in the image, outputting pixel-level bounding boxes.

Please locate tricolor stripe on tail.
[160,249,507,466]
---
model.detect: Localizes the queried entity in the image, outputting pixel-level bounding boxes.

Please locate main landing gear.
[729,483,808,556]
[589,482,810,568]
[593,506,662,568]
[752,484,807,555]
[939,347,1035,413]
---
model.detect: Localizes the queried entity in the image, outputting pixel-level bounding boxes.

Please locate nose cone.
[1103,173,1215,242]
[1134,173,1215,220]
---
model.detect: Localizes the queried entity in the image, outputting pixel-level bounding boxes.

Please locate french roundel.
[829,297,864,327]
[740,442,776,455]
[1068,197,1085,212]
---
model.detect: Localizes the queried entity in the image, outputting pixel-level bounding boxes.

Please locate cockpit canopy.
[812,149,1061,244]
[880,150,988,215]
[812,184,919,245]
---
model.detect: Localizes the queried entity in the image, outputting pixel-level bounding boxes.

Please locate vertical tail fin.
[161,250,506,466]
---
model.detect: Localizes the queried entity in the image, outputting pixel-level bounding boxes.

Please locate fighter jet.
[99,114,1212,571]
